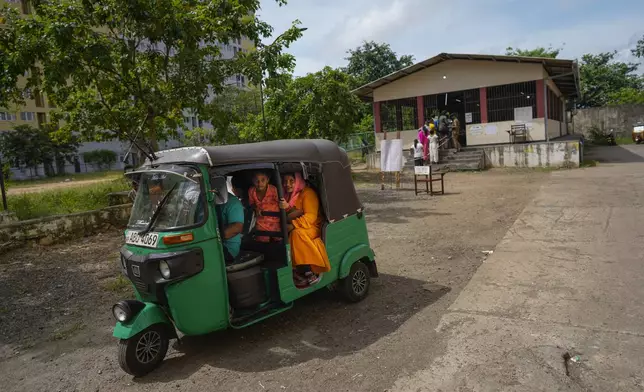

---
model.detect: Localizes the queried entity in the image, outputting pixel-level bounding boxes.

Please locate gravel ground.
[0,169,546,392]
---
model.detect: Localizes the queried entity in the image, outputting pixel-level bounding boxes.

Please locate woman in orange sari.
[279,173,331,287]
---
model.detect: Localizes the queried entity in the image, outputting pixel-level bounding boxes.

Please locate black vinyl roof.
[145,139,351,167]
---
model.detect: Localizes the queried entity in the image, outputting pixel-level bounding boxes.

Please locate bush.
[7,178,129,220]
[587,125,616,146]
[1,163,10,190]
[82,149,118,170]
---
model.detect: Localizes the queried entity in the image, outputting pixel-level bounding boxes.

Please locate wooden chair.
[508,124,528,144]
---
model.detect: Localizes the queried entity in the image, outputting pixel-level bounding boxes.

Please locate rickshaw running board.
[230,302,294,329]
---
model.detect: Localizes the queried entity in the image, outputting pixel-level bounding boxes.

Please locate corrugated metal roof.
[352,52,580,101]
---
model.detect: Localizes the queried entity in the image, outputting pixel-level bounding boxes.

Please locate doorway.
[425,88,481,148]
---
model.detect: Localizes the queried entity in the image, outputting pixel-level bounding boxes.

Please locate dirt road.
[0,170,546,392]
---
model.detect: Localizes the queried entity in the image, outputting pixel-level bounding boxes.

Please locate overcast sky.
[258,0,644,76]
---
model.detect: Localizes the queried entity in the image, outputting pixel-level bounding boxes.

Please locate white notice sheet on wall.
[470,125,483,135]
[380,139,403,172]
[485,125,498,135]
[465,112,473,123]
[514,106,533,122]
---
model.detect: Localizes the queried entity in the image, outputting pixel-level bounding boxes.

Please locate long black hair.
[414,139,419,148]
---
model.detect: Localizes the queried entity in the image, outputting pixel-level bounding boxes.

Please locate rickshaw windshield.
[128,166,205,231]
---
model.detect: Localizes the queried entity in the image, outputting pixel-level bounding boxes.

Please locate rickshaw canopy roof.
[142,139,362,222]
[145,139,351,168]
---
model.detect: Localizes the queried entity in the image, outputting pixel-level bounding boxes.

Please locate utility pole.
[259,76,267,141]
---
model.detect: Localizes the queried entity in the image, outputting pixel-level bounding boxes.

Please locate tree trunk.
[43,160,55,177]
[147,107,159,150]
[55,154,66,176]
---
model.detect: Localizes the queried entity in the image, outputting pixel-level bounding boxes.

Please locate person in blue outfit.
[213,178,244,262]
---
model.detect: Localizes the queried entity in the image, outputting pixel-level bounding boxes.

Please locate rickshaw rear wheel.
[340,261,371,302]
[118,324,169,377]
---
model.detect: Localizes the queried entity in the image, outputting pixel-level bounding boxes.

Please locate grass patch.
[581,159,599,168]
[7,170,122,189]
[51,322,85,341]
[104,275,133,294]
[616,137,634,145]
[7,178,129,220]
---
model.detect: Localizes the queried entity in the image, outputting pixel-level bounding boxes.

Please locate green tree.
[245,67,363,142]
[607,87,644,105]
[0,124,78,176]
[344,41,414,88]
[633,34,644,58]
[505,46,561,58]
[0,0,303,151]
[0,125,48,176]
[577,52,643,108]
[203,87,263,145]
[82,149,118,170]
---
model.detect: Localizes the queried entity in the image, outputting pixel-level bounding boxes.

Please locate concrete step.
[405,156,484,165]
[448,157,483,163]
[444,161,483,171]
[442,153,484,160]
[443,156,484,163]
[440,149,484,155]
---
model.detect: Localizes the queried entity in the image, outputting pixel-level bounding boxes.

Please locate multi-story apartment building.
[0,0,254,179]
[0,1,55,135]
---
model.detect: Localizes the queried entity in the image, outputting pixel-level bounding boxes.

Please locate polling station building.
[352,53,580,150]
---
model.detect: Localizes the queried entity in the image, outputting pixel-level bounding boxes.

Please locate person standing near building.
[429,129,440,164]
[360,137,369,159]
[438,113,449,149]
[451,115,461,152]
[417,121,430,163]
[413,139,424,166]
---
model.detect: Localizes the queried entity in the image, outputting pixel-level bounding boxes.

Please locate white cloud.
[327,0,418,51]
[258,0,644,76]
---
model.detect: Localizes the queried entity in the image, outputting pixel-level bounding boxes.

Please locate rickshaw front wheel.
[118,324,170,377]
[340,261,371,303]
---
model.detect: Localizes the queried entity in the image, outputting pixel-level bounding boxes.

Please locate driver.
[213,179,244,262]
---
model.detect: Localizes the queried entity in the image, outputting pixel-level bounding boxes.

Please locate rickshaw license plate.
[125,231,160,248]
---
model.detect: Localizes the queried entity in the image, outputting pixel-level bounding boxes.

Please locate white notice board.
[414,166,430,175]
[514,106,533,122]
[465,112,473,123]
[380,139,404,172]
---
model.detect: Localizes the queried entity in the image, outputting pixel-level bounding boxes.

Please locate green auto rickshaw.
[112,139,377,376]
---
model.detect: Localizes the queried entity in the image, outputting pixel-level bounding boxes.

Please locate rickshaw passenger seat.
[225,251,264,273]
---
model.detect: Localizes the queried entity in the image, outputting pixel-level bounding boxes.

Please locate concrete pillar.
[479,87,488,123]
[416,96,424,128]
[373,101,382,133]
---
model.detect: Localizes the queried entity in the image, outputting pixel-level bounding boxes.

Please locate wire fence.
[337,132,376,161]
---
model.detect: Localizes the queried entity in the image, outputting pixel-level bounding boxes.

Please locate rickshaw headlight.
[159,260,171,279]
[112,304,129,322]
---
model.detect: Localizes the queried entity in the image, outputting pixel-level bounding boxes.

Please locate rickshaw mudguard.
[113,303,174,340]
[338,244,376,279]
